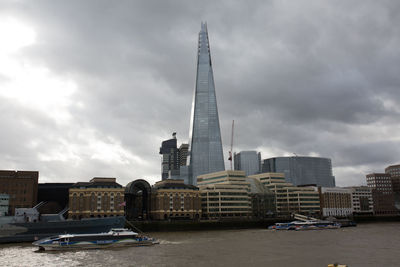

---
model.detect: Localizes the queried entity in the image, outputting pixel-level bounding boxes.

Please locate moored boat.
[33,228,158,250]
[268,220,341,230]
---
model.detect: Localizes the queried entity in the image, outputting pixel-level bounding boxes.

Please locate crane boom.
[229,120,234,170]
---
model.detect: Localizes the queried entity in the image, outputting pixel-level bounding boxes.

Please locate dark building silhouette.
[37,183,74,214]
[385,164,400,210]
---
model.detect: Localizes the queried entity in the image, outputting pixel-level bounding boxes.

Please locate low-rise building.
[0,194,10,216]
[366,173,397,215]
[318,187,352,217]
[68,177,125,219]
[0,170,38,215]
[198,170,251,219]
[249,173,320,216]
[346,186,374,215]
[150,179,201,220]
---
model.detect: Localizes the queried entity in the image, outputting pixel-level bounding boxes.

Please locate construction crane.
[228,120,234,170]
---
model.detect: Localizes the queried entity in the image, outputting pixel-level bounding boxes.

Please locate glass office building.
[262,156,336,187]
[188,22,225,185]
[234,151,261,176]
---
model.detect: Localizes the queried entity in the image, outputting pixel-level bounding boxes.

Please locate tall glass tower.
[188,22,225,185]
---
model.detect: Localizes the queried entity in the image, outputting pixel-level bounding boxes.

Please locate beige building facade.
[198,170,251,219]
[318,187,352,217]
[249,173,320,215]
[150,179,201,220]
[68,178,125,219]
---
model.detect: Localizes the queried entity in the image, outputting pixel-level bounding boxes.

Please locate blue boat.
[33,228,158,250]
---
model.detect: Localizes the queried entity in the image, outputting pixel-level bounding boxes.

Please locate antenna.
[228,120,235,170]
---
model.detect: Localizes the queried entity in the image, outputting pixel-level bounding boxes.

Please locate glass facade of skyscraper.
[262,156,336,187]
[188,23,225,185]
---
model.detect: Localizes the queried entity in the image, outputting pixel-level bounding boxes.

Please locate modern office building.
[0,194,10,216]
[150,179,201,220]
[198,170,251,219]
[234,151,261,176]
[318,187,352,217]
[68,177,125,219]
[366,173,397,215]
[261,156,336,187]
[188,22,225,185]
[346,186,374,215]
[249,173,321,215]
[0,170,38,215]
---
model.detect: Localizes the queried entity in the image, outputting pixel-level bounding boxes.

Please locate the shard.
[188,22,225,185]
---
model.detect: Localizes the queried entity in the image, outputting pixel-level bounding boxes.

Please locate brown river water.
[0,222,399,267]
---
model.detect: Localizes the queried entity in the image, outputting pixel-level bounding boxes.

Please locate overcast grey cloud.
[0,0,399,186]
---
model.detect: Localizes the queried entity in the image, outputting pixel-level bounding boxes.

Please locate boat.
[32,228,158,250]
[268,214,341,230]
[0,202,125,243]
[268,220,341,230]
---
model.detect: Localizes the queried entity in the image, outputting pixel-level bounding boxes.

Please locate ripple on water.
[0,245,89,267]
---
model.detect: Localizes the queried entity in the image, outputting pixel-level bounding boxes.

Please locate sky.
[0,0,399,186]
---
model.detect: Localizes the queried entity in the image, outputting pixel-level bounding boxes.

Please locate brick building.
[0,170,38,215]
[68,177,125,219]
[366,173,397,215]
[150,179,201,220]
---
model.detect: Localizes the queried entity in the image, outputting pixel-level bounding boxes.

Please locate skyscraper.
[188,22,225,185]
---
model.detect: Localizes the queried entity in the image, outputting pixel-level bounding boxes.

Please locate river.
[0,222,399,267]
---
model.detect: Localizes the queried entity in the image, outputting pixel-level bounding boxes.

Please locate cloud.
[0,0,400,186]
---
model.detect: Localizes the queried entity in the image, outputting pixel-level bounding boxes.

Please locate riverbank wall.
[127,215,400,232]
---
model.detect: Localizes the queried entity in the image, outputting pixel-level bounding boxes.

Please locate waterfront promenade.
[1,222,399,267]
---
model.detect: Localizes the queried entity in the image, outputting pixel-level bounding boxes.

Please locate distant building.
[261,156,336,187]
[198,170,251,219]
[150,179,201,220]
[0,194,10,216]
[346,186,374,215]
[318,187,352,217]
[385,164,400,210]
[178,144,189,166]
[246,177,275,218]
[366,173,397,215]
[234,151,261,176]
[0,170,38,215]
[159,134,189,180]
[68,177,124,219]
[160,135,180,180]
[249,173,320,216]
